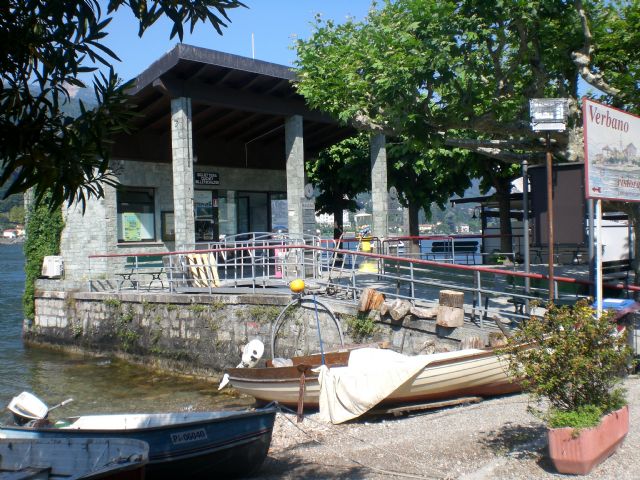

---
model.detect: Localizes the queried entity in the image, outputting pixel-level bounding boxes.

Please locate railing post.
[410,261,415,301]
[476,270,483,329]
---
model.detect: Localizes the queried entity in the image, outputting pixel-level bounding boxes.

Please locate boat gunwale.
[1,407,278,435]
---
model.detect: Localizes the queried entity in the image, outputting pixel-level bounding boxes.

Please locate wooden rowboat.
[226,348,519,409]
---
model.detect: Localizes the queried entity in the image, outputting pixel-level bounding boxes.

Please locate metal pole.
[546,132,555,301]
[522,160,531,295]
[588,199,595,297]
[596,199,603,317]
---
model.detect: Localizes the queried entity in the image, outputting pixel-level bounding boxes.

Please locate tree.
[308,133,473,241]
[0,0,245,208]
[306,134,371,239]
[386,139,472,240]
[8,205,25,224]
[295,0,639,259]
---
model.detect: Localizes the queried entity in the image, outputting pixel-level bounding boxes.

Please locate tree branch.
[571,0,621,96]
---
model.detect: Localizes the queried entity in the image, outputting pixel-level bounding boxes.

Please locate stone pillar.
[370,133,388,238]
[170,97,196,250]
[285,115,305,235]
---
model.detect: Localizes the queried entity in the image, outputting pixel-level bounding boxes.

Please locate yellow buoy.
[289,278,305,293]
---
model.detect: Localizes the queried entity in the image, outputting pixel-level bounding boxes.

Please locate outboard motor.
[218,339,265,390]
[7,392,49,426]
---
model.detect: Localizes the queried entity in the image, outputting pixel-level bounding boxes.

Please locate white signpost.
[583,98,640,315]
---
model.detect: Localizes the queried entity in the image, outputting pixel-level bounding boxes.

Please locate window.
[194,190,218,242]
[117,187,156,242]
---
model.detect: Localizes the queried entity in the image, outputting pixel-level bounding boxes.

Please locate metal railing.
[87,237,638,331]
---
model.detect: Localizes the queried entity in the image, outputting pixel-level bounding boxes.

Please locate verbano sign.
[584,98,640,202]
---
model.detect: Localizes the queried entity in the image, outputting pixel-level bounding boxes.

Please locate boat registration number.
[171,428,208,445]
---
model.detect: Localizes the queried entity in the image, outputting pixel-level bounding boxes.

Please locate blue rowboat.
[0,407,277,480]
[0,437,148,479]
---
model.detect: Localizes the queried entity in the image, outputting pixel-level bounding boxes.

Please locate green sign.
[123,212,142,241]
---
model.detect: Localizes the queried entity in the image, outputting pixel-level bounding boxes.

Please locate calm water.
[0,243,250,423]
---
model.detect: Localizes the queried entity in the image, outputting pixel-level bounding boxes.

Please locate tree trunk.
[408,202,420,252]
[332,206,344,240]
[495,179,513,253]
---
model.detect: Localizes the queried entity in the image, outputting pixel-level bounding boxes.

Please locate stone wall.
[58,159,287,282]
[27,286,497,377]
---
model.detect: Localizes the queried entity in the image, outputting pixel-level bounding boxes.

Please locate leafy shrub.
[501,299,631,426]
[548,405,603,430]
[344,312,378,341]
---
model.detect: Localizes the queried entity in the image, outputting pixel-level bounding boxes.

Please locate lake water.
[0,243,251,423]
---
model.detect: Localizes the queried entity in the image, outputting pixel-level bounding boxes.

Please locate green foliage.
[7,205,25,224]
[22,197,64,320]
[502,299,631,424]
[248,305,283,324]
[548,405,604,430]
[0,0,245,209]
[295,1,638,241]
[343,312,378,341]
[306,133,371,236]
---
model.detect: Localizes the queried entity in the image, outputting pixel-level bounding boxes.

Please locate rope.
[275,404,445,479]
[313,294,325,365]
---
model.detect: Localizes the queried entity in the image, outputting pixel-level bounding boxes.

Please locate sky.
[101,1,374,82]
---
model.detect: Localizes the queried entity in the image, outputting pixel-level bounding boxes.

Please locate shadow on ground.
[252,453,368,479]
[480,422,547,459]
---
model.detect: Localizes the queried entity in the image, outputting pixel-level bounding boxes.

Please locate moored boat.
[0,437,148,479]
[0,407,277,480]
[226,347,519,410]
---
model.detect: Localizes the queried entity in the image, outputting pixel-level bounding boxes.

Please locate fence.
[87,237,638,330]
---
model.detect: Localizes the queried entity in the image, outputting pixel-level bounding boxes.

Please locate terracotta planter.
[548,405,629,475]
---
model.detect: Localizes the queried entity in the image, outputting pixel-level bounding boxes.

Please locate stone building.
[59,44,394,282]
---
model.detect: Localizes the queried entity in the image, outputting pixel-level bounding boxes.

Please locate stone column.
[170,97,196,250]
[370,133,388,238]
[285,115,305,235]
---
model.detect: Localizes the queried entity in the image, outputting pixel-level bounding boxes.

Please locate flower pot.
[548,405,629,475]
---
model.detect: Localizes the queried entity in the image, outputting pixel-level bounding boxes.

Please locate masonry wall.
[58,159,287,282]
[27,285,495,377]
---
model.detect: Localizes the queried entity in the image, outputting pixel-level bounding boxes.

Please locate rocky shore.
[254,375,640,479]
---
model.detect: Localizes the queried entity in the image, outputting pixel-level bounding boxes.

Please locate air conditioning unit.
[41,256,64,278]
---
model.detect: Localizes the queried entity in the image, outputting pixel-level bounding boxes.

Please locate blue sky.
[102,1,373,82]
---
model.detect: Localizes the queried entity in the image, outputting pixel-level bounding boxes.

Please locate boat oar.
[296,364,309,423]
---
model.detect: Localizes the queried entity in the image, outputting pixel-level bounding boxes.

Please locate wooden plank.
[369,396,483,417]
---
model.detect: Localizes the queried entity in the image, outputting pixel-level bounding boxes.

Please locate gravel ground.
[250,375,640,479]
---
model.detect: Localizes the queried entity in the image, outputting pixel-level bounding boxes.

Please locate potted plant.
[502,299,632,475]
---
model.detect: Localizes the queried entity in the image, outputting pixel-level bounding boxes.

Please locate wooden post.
[437,289,465,327]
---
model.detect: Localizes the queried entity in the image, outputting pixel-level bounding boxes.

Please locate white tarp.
[316,348,483,424]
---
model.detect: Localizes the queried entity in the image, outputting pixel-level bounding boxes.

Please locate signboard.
[301,198,316,236]
[584,98,640,202]
[195,172,219,185]
[122,212,142,241]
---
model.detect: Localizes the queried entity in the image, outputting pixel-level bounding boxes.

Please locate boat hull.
[227,349,519,409]
[0,437,148,480]
[0,407,276,480]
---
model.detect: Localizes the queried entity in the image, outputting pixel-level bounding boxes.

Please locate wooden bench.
[603,259,633,295]
[116,255,165,291]
[427,240,479,264]
[530,244,587,265]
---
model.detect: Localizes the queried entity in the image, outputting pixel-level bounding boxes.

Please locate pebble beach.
[253,375,640,479]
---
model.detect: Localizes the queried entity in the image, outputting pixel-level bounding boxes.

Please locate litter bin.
[593,298,640,359]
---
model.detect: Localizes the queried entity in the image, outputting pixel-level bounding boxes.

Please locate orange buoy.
[289,278,305,293]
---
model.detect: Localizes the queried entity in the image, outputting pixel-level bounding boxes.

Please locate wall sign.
[195,172,220,185]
